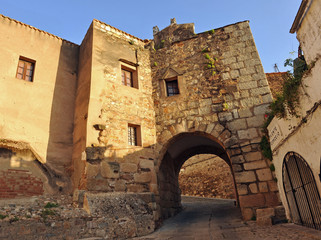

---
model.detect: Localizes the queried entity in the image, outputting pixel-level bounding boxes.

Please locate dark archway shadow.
[157,131,239,219]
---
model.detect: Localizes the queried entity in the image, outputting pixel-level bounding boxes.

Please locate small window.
[120,62,138,89]
[122,68,133,87]
[16,57,35,82]
[165,77,179,96]
[128,124,141,146]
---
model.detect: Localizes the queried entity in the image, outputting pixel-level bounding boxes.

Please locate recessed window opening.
[16,56,35,82]
[121,68,133,87]
[165,77,179,96]
[128,124,141,146]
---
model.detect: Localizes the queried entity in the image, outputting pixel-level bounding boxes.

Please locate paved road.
[135,196,321,240]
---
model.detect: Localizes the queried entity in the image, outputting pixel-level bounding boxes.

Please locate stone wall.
[150,21,280,220]
[71,20,158,221]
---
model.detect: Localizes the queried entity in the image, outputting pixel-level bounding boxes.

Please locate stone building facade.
[267,0,321,230]
[0,13,281,231]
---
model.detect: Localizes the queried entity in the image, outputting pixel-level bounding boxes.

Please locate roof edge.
[93,19,144,42]
[0,14,78,46]
[290,0,309,34]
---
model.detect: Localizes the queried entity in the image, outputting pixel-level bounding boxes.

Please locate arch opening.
[157,132,238,219]
[283,152,321,230]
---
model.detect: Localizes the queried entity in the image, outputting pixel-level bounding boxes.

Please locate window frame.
[165,77,180,97]
[128,124,142,146]
[121,67,134,87]
[120,59,139,89]
[16,56,36,82]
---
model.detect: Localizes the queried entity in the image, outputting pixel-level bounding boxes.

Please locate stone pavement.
[134,196,321,240]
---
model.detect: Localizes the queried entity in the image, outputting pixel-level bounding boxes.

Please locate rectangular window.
[16,57,35,82]
[122,68,133,87]
[166,77,180,96]
[128,124,141,146]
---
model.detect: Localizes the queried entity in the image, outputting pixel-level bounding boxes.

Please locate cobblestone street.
[134,196,321,240]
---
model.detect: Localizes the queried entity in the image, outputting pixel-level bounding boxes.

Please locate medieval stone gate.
[0,14,282,229]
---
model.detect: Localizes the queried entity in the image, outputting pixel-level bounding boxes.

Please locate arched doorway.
[157,132,238,219]
[283,152,321,230]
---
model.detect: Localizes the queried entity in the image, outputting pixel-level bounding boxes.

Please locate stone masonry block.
[268,181,279,192]
[139,159,154,170]
[240,67,256,75]
[244,151,263,162]
[256,168,273,181]
[246,115,264,128]
[218,112,233,122]
[231,155,245,163]
[235,171,256,183]
[134,172,152,183]
[237,184,248,195]
[253,104,269,115]
[127,184,145,193]
[86,163,100,178]
[259,182,269,193]
[238,81,258,90]
[205,123,215,134]
[243,160,267,170]
[101,161,120,179]
[249,183,258,193]
[230,69,240,79]
[211,123,225,137]
[238,108,253,118]
[226,119,247,131]
[264,192,280,207]
[237,128,258,140]
[262,94,273,104]
[241,208,254,221]
[250,87,271,96]
[120,163,138,173]
[233,164,243,172]
[256,208,275,226]
[240,97,262,108]
[239,194,265,208]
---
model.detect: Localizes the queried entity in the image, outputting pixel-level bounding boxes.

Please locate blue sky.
[1,0,301,73]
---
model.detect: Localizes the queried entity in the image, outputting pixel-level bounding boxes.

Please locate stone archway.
[157,131,238,219]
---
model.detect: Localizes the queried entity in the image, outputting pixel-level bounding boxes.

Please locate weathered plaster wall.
[151,21,279,220]
[72,23,93,189]
[296,0,321,63]
[0,15,79,182]
[268,60,321,219]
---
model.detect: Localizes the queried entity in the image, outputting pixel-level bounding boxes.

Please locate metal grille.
[128,126,137,146]
[283,152,321,230]
[166,79,179,96]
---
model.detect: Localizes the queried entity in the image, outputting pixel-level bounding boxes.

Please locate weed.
[270,163,275,171]
[0,214,8,220]
[208,29,215,34]
[260,135,272,160]
[10,216,19,223]
[44,202,59,209]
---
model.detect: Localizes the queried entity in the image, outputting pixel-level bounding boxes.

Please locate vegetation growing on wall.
[260,56,309,160]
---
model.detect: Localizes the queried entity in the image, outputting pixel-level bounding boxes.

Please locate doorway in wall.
[283,152,321,230]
